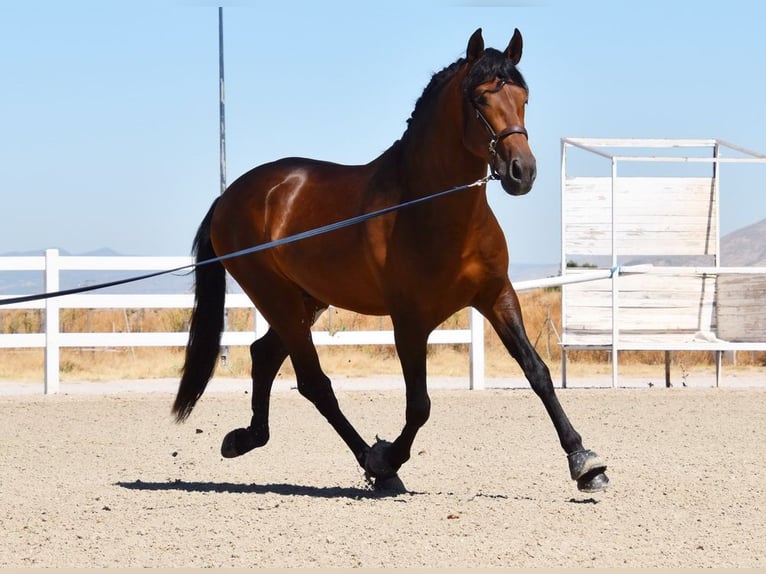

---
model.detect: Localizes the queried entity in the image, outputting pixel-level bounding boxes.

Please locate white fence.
[9,249,741,394]
[0,249,490,394]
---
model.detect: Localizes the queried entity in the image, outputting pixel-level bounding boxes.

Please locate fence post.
[469,307,485,390]
[44,249,60,394]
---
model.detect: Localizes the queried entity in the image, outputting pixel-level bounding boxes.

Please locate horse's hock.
[559,138,766,387]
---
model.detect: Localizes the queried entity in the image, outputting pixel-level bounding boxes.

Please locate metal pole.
[560,139,568,388]
[218,6,229,366]
[219,7,226,198]
[712,141,721,387]
[610,157,618,388]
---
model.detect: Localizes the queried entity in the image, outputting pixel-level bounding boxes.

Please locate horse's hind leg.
[476,282,609,492]
[228,285,372,479]
[221,328,288,458]
[221,299,329,458]
[287,333,371,472]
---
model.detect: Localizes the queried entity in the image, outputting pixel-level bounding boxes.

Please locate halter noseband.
[470,80,528,179]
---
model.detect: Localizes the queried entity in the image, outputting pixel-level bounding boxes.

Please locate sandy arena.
[1,375,765,567]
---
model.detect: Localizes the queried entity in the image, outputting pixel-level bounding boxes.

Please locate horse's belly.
[277,242,389,316]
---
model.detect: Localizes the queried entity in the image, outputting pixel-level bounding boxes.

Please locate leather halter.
[471,80,528,178]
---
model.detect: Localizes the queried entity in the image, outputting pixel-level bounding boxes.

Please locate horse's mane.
[406,58,466,128]
[406,47,528,129]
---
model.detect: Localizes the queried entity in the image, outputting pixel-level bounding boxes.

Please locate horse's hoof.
[221,428,249,458]
[364,438,398,482]
[221,427,268,458]
[577,470,609,493]
[567,449,607,480]
[373,473,407,494]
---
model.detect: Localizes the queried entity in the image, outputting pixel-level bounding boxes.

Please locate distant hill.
[720,218,766,266]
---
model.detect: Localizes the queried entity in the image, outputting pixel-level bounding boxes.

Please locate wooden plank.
[717,275,766,341]
[564,177,717,256]
[563,273,717,335]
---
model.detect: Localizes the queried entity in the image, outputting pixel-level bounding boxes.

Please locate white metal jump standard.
[559,137,766,388]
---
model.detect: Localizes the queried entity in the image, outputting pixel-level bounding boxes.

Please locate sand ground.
[1,374,765,567]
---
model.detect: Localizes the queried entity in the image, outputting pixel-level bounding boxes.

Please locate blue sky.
[1,0,765,266]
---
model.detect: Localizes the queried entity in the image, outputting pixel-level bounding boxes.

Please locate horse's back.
[214,156,370,243]
[210,156,392,314]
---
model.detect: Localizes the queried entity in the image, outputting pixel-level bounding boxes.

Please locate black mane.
[406,47,527,128]
[406,59,465,128]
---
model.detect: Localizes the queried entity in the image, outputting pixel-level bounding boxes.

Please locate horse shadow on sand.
[115,479,595,504]
[115,478,412,500]
[115,479,599,505]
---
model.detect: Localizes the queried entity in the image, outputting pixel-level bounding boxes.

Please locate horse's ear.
[505,28,523,65]
[467,28,484,62]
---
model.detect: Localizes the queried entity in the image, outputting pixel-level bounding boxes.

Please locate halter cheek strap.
[473,105,528,178]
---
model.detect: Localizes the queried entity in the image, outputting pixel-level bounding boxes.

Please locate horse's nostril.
[511,158,523,181]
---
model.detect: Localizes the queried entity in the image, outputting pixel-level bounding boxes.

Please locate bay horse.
[173,28,608,493]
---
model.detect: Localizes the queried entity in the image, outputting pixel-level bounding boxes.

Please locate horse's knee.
[406,395,431,428]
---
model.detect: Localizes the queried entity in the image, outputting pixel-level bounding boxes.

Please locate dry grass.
[1,290,763,382]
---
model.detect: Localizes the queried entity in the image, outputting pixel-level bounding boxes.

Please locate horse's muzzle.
[496,155,536,196]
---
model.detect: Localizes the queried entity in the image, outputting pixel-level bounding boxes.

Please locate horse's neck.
[396,83,487,197]
[394,135,481,200]
[371,116,491,237]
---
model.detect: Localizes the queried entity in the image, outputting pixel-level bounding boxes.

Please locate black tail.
[172,198,226,422]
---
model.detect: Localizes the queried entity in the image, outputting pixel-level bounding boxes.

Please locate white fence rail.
[0,249,491,394]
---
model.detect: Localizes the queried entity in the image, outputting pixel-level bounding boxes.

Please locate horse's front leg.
[365,319,430,491]
[475,282,609,492]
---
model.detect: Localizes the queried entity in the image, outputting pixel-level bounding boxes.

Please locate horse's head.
[463,28,537,196]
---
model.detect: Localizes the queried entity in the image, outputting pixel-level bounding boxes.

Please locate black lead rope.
[0,176,494,306]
